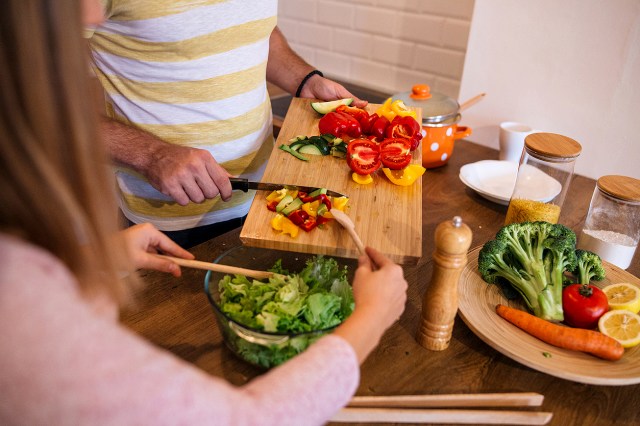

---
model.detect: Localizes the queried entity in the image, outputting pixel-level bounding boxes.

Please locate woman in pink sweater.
[0,1,408,425]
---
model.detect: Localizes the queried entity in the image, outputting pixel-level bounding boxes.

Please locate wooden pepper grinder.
[416,216,472,351]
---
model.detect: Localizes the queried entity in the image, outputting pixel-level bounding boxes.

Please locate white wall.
[278,0,475,99]
[459,0,640,180]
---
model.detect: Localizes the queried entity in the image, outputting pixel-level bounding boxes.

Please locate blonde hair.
[0,0,135,303]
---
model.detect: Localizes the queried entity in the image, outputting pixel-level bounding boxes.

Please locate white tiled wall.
[278,0,475,98]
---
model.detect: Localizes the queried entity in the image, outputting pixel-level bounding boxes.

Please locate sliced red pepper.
[346,138,381,175]
[379,138,412,170]
[336,105,372,133]
[318,111,362,138]
[316,216,331,225]
[370,115,390,141]
[364,112,380,135]
[299,194,315,203]
[266,200,279,211]
[317,194,332,210]
[385,115,423,151]
[289,210,317,231]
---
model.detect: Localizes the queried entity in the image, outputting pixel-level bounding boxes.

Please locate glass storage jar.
[577,175,640,269]
[504,133,582,225]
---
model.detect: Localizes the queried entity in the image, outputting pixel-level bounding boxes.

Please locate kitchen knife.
[230,177,347,198]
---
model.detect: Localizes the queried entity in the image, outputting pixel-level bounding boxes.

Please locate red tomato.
[562,284,609,329]
[346,139,380,175]
[379,138,412,170]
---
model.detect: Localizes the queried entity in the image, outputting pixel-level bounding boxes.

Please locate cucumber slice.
[281,198,304,216]
[311,98,353,114]
[275,195,294,213]
[298,144,324,155]
[308,188,327,198]
[316,203,328,217]
[279,144,309,161]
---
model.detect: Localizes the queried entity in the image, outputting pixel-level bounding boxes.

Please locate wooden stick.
[330,208,366,255]
[348,392,544,408]
[459,92,486,112]
[155,255,275,280]
[331,408,552,425]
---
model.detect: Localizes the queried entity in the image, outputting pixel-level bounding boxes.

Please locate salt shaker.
[578,175,640,269]
[417,216,472,351]
[505,133,582,225]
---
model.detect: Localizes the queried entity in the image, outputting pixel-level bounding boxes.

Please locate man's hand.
[145,143,233,206]
[299,75,368,108]
[102,119,233,205]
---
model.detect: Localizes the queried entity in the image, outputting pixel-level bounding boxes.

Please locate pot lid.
[393,84,460,124]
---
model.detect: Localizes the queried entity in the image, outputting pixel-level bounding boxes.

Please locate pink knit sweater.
[0,234,359,425]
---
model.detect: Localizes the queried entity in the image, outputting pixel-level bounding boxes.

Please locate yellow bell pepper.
[351,172,374,185]
[331,196,349,211]
[390,99,417,120]
[270,213,299,238]
[382,164,425,186]
[266,188,298,202]
[376,98,417,121]
[301,200,321,217]
[375,98,396,122]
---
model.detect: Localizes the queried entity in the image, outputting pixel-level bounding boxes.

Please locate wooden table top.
[122,140,640,426]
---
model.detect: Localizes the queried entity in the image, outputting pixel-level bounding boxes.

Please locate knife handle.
[229,177,248,192]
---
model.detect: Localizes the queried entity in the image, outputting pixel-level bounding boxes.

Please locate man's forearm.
[266,27,315,95]
[100,118,165,175]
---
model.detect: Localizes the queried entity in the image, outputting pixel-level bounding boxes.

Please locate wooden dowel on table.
[331,408,552,425]
[348,392,544,408]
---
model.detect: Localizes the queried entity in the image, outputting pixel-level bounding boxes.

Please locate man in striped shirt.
[87,0,365,248]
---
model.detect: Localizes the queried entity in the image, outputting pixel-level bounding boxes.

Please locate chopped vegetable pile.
[216,256,354,367]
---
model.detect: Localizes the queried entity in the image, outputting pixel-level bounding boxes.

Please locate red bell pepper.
[370,115,390,141]
[318,111,362,138]
[385,116,423,151]
[287,210,317,232]
[317,194,332,210]
[336,105,372,133]
[266,200,279,211]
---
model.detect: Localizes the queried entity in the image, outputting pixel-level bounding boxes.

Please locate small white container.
[578,175,640,269]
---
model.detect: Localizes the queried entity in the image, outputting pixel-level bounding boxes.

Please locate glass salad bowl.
[204,245,358,369]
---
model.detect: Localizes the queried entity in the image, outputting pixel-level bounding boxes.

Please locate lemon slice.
[598,310,640,348]
[601,283,640,314]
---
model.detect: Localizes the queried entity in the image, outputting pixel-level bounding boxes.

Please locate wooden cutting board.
[239,97,423,265]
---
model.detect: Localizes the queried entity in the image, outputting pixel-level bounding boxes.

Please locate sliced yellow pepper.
[376,98,417,121]
[352,172,374,185]
[331,196,349,211]
[390,99,417,119]
[301,200,321,217]
[375,98,396,122]
[270,213,299,238]
[382,165,425,186]
[266,188,298,202]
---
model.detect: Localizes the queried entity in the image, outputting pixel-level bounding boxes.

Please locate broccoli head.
[572,249,605,284]
[478,221,578,321]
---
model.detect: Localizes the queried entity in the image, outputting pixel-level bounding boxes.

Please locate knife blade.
[230,177,347,198]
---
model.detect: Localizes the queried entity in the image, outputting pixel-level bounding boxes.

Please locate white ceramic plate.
[459,160,561,205]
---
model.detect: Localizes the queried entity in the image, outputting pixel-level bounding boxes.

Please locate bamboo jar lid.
[597,175,640,202]
[524,133,582,159]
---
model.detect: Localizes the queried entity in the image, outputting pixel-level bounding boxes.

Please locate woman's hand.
[352,247,407,329]
[333,247,407,363]
[121,223,194,277]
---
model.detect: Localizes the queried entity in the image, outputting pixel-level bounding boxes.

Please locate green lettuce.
[216,255,354,367]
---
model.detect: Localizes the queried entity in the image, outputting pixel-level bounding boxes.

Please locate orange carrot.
[495,304,624,361]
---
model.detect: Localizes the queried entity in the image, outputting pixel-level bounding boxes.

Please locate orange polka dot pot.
[421,123,472,168]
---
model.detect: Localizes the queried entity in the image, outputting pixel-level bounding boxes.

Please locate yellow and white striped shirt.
[88,0,277,230]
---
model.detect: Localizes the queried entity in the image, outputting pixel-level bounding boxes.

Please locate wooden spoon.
[459,92,486,112]
[330,208,366,255]
[155,254,276,280]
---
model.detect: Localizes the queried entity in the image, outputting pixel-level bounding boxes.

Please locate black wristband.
[295,70,323,97]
